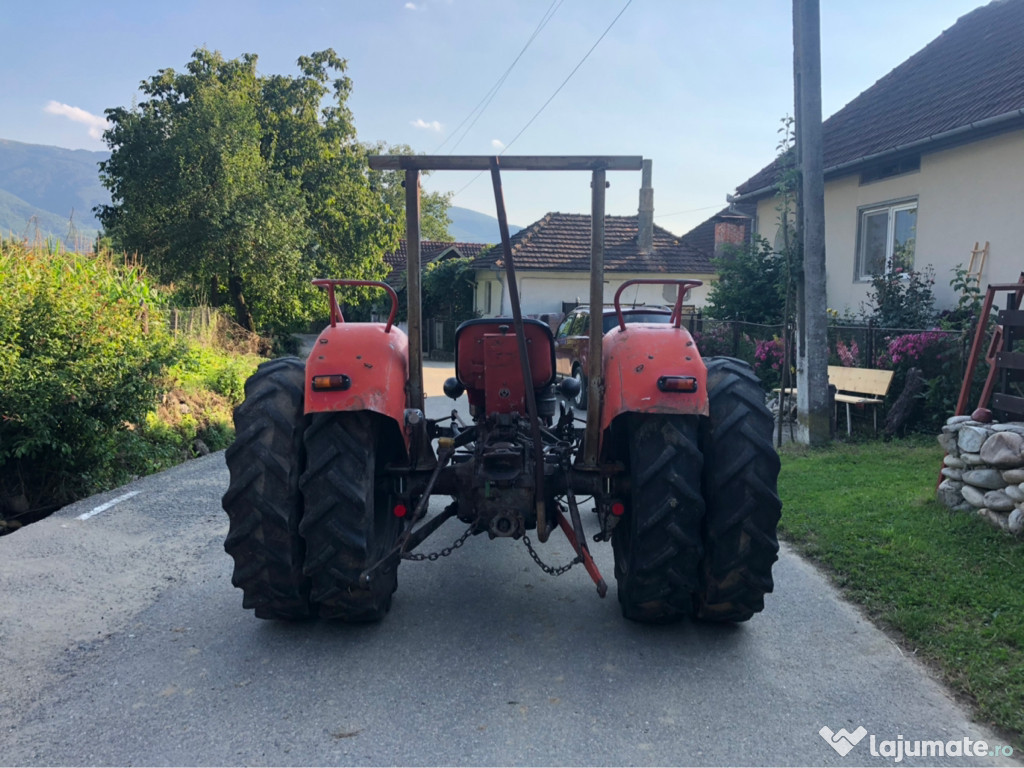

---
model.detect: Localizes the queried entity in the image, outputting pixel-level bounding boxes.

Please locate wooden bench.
[775,365,895,435]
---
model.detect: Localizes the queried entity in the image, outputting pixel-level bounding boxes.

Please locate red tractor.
[222,155,781,623]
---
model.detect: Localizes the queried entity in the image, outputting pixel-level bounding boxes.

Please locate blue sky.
[1,0,987,236]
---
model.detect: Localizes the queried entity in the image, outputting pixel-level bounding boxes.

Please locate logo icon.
[820,726,868,757]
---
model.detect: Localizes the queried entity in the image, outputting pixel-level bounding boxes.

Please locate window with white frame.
[856,200,917,281]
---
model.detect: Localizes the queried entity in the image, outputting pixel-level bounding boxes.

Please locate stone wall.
[937,416,1024,535]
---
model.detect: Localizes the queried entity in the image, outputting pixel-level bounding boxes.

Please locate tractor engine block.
[451,417,546,538]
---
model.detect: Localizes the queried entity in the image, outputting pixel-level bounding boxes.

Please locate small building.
[470,172,718,322]
[382,240,490,356]
[383,240,490,292]
[730,0,1024,313]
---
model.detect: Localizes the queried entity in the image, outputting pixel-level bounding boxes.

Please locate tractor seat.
[454,318,556,391]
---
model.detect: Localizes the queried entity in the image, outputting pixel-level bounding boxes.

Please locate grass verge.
[778,438,1024,746]
[114,341,263,481]
[0,336,263,534]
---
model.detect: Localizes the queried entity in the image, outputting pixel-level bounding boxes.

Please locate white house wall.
[755,129,1024,316]
[474,271,714,319]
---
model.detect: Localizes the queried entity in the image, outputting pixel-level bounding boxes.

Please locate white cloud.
[411,118,442,132]
[491,139,505,150]
[404,2,419,9]
[44,101,110,140]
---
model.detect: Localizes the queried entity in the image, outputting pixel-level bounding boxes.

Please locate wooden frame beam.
[368,155,643,172]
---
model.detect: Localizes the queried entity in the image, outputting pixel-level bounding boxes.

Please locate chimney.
[638,159,653,255]
[713,215,749,257]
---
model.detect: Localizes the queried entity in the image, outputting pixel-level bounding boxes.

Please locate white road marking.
[77,491,141,521]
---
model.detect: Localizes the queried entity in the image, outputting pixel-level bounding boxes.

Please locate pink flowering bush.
[753,337,788,390]
[835,338,860,367]
[875,329,963,432]
[875,330,956,376]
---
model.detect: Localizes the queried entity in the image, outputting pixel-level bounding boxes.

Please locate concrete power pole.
[793,0,830,445]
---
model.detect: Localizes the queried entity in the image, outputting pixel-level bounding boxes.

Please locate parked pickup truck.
[554,304,674,409]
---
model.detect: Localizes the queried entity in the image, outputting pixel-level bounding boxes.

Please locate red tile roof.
[384,240,490,288]
[736,0,1024,197]
[469,212,713,274]
[385,240,490,271]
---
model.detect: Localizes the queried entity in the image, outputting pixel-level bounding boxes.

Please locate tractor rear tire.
[222,357,313,620]
[612,414,705,622]
[299,412,402,622]
[697,357,782,622]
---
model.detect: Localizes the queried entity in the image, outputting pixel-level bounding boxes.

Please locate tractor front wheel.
[299,412,403,621]
[612,414,705,622]
[698,357,782,622]
[222,357,313,620]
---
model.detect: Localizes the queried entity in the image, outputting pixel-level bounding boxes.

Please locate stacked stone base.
[937,416,1024,534]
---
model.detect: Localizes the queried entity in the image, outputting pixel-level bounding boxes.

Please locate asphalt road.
[0,392,1018,767]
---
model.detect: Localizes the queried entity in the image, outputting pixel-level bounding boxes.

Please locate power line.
[433,0,563,154]
[499,0,633,155]
[654,204,724,219]
[451,0,633,200]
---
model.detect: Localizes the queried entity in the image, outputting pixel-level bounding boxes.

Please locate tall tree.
[98,48,399,332]
[704,237,787,324]
[365,142,453,242]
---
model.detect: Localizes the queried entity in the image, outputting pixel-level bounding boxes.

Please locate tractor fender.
[304,323,409,449]
[600,324,709,436]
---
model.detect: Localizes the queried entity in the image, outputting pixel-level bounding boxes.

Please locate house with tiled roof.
[731,0,1024,313]
[383,240,490,291]
[470,211,715,321]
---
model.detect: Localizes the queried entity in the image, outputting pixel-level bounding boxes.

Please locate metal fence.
[691,315,970,374]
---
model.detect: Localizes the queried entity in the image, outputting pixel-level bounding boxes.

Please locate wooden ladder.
[967,241,989,284]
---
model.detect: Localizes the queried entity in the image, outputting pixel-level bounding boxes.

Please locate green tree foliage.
[366,142,453,242]
[861,267,937,329]
[97,48,405,334]
[423,257,477,322]
[0,241,179,517]
[704,236,787,324]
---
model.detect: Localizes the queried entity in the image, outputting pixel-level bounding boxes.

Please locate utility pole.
[793,0,830,445]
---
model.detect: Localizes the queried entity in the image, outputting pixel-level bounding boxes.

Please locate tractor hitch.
[359,501,462,587]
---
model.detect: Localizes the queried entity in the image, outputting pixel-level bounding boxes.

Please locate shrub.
[0,242,180,517]
[753,337,788,391]
[694,321,756,361]
[862,267,937,329]
[875,329,963,433]
[835,338,861,367]
[704,236,788,324]
[939,264,984,332]
[875,330,958,379]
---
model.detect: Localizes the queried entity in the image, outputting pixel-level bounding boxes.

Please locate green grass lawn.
[778,438,1024,745]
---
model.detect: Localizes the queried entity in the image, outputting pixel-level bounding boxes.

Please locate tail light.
[311,374,352,391]
[656,375,698,393]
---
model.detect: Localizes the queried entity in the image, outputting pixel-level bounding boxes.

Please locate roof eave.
[731,108,1024,203]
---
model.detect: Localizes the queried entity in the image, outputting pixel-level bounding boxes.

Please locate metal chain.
[401,526,473,562]
[522,532,582,576]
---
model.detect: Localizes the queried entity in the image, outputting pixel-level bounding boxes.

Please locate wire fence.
[690,315,970,376]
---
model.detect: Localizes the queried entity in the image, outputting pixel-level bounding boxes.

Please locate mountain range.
[0,138,517,248]
[0,139,107,247]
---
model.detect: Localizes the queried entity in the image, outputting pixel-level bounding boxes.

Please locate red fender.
[600,324,709,437]
[304,322,409,450]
